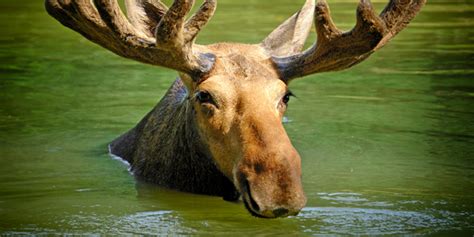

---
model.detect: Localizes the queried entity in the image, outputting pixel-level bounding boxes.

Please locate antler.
[45,0,216,77]
[273,0,426,81]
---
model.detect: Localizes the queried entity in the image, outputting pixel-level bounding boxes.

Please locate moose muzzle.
[234,117,306,218]
[236,146,305,218]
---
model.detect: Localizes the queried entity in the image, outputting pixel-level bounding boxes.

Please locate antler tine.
[45,0,216,77]
[314,0,341,44]
[47,0,123,53]
[378,0,425,50]
[274,0,426,81]
[154,0,216,74]
[155,0,194,48]
[184,0,217,43]
[94,0,150,43]
[45,0,80,32]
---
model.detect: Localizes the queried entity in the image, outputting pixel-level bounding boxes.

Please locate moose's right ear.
[260,0,315,57]
[125,0,169,38]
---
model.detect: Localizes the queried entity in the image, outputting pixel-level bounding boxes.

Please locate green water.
[1,0,473,235]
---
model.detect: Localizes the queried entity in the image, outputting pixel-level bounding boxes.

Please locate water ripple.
[298,206,459,235]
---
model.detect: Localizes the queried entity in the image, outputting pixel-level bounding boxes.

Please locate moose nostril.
[244,180,260,212]
[273,208,289,217]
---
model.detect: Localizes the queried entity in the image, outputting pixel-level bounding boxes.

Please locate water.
[1,0,473,235]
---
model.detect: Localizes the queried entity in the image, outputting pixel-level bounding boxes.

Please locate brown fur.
[110,79,237,197]
[46,0,425,218]
[111,43,306,217]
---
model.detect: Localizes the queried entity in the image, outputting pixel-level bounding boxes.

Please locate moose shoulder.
[45,0,425,218]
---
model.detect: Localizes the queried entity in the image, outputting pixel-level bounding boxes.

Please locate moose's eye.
[195,91,213,104]
[282,91,294,105]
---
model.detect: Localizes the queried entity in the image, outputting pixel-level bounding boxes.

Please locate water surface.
[1,0,473,235]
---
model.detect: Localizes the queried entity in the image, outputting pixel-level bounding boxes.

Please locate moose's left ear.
[260,0,315,57]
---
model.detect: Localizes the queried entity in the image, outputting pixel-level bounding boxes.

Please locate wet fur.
[110,78,238,198]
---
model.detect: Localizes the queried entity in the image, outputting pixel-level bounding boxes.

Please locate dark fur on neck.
[110,78,238,199]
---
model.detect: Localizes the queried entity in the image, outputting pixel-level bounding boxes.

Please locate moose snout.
[236,151,306,218]
[238,172,306,218]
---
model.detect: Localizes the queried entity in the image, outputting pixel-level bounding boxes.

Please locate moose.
[45,0,425,218]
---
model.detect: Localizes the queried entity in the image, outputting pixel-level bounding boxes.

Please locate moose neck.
[110,78,237,198]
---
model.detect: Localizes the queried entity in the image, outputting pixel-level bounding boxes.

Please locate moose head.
[45,0,425,218]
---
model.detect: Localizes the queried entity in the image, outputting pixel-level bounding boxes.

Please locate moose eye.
[195,91,213,104]
[282,91,294,105]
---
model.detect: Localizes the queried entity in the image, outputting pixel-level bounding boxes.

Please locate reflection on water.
[1,0,473,235]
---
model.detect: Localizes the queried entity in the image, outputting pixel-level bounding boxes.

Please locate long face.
[183,44,306,218]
